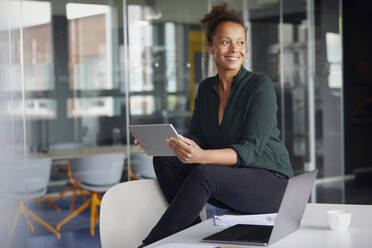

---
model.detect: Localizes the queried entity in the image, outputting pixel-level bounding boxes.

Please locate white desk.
[147,203,372,248]
[31,145,138,160]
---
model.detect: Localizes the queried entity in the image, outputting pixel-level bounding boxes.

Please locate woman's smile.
[225,56,240,61]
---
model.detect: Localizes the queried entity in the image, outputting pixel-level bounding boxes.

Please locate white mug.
[327,210,351,231]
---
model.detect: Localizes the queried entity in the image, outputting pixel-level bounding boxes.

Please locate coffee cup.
[327,210,351,231]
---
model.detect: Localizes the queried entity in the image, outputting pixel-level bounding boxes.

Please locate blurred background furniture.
[7,158,61,247]
[33,145,133,161]
[49,143,87,179]
[56,153,125,236]
[33,145,134,210]
[47,143,88,210]
[130,153,156,180]
[99,179,206,248]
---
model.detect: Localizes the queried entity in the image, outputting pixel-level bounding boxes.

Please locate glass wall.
[1,1,28,247]
[211,0,344,202]
[20,0,128,185]
[125,0,211,178]
[1,0,126,155]
[0,0,344,185]
[0,0,344,246]
[0,0,128,246]
[124,0,344,202]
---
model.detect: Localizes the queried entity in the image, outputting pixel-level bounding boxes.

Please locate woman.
[136,3,293,247]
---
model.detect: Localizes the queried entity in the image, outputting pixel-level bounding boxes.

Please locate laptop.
[202,169,318,246]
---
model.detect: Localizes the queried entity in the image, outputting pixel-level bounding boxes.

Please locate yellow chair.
[56,153,125,236]
[7,158,61,247]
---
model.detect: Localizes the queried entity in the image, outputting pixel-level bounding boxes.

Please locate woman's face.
[207,21,246,74]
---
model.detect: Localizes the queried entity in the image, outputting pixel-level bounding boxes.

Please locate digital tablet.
[129,124,179,156]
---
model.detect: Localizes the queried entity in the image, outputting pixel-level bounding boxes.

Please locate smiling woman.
[202,5,247,75]
[208,22,246,88]
[136,3,294,247]
[206,21,247,125]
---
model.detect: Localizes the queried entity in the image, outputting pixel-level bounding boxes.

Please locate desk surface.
[31,145,139,160]
[147,203,372,248]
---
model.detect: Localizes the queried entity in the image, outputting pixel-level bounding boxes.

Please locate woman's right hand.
[134,138,146,154]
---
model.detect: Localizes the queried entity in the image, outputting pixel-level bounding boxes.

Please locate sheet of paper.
[213,213,277,226]
[155,243,218,248]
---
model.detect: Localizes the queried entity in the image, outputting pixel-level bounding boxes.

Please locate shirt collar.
[211,66,246,94]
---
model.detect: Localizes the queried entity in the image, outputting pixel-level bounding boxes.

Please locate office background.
[0,0,371,247]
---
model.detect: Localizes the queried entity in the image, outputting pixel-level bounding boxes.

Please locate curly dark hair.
[201,3,246,43]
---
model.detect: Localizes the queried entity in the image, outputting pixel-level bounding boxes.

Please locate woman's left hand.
[167,135,205,164]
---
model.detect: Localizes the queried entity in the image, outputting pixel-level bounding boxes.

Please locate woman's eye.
[238,41,245,46]
[221,41,229,45]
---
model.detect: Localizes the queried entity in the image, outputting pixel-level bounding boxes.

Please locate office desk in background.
[147,203,372,248]
[31,145,138,160]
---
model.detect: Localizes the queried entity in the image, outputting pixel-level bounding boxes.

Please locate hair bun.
[201,3,245,43]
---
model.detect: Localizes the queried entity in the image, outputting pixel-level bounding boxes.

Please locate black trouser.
[142,156,288,246]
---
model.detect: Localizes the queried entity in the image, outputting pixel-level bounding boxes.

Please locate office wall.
[344,1,372,177]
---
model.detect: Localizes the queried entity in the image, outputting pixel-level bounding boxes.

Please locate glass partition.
[1,1,29,247]
[124,0,343,188]
[5,0,128,161]
[67,3,113,91]
[126,0,210,134]
[4,1,126,153]
[238,0,343,202]
[312,0,344,203]
[1,0,129,245]
[0,0,345,246]
[125,0,210,179]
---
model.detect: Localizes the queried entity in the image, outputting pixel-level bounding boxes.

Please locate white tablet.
[129,124,179,156]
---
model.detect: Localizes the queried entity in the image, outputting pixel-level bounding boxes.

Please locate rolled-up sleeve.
[229,80,277,167]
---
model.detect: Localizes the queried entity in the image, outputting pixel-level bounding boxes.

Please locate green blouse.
[187,66,294,178]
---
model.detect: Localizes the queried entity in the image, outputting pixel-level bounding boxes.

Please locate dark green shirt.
[187,67,294,178]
